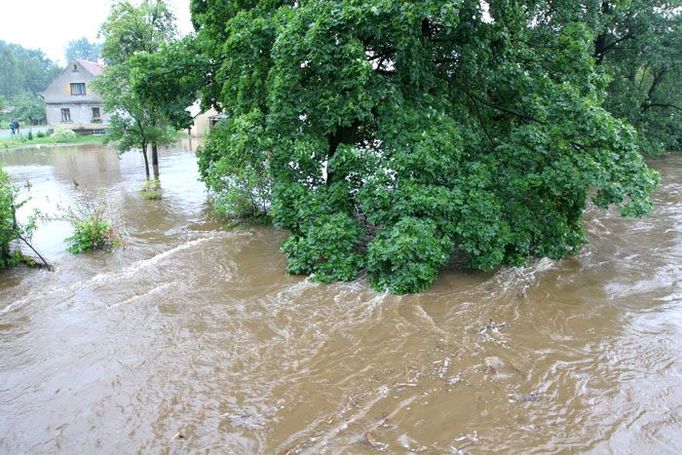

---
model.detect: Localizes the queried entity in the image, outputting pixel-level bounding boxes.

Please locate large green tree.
[96,0,179,179]
[192,0,660,293]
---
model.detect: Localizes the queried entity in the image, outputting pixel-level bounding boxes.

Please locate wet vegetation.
[63,196,122,254]
[2,0,680,294]
[0,168,22,268]
[183,0,675,293]
[140,179,162,200]
[0,168,42,268]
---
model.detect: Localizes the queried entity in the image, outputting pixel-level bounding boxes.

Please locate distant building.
[42,60,109,133]
[186,100,224,137]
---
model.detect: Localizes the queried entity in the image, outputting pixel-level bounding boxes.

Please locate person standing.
[10,121,15,136]
[13,120,20,136]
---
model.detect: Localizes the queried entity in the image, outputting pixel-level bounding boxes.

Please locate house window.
[70,83,86,96]
[92,107,101,122]
[72,64,79,72]
[61,108,72,123]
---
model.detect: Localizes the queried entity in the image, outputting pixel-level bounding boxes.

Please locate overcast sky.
[0,0,193,65]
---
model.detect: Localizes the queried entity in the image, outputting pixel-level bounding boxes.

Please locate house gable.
[42,60,104,104]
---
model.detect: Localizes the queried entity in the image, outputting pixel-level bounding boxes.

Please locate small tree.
[93,64,175,179]
[96,0,178,180]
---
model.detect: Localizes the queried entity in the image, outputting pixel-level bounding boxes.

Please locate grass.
[0,133,105,150]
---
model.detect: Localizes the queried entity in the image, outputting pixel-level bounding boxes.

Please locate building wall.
[46,103,109,126]
[43,61,108,129]
[189,107,219,137]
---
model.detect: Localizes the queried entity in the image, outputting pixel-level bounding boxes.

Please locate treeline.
[0,41,60,125]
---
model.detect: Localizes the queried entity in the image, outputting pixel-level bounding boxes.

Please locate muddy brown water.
[0,144,680,454]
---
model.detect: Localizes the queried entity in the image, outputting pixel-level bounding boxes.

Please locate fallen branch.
[17,233,53,271]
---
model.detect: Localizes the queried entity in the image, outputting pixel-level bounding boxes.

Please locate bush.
[27,131,33,141]
[140,179,162,200]
[197,111,271,220]
[52,127,77,141]
[63,196,122,254]
[0,169,38,268]
[35,130,47,139]
[0,169,20,268]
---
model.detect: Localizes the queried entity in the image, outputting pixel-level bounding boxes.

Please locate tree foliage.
[0,41,58,125]
[0,40,60,100]
[595,0,681,153]
[65,37,102,63]
[100,0,177,65]
[7,92,46,125]
[96,0,179,180]
[127,36,209,131]
[192,0,661,293]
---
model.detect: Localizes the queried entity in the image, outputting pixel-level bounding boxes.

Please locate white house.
[42,60,109,133]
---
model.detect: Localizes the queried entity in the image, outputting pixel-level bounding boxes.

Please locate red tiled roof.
[76,59,104,76]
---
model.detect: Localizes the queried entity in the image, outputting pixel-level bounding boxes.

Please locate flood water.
[0,144,680,454]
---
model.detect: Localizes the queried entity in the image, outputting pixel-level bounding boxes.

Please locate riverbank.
[0,134,105,151]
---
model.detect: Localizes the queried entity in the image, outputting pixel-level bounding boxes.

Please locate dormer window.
[71,83,86,96]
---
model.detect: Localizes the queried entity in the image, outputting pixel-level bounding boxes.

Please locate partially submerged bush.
[0,169,21,268]
[63,195,122,254]
[197,112,271,221]
[140,179,161,200]
[0,168,38,269]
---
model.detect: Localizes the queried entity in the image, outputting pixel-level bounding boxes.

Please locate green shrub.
[0,168,38,269]
[35,130,47,139]
[0,169,20,268]
[27,131,33,141]
[63,196,122,254]
[197,111,271,220]
[140,179,162,200]
[52,127,76,141]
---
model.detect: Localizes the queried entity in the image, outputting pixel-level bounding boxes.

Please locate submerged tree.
[96,0,179,180]
[192,0,660,293]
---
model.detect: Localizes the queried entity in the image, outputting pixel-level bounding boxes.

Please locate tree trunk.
[141,143,150,180]
[325,122,361,185]
[151,143,160,180]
